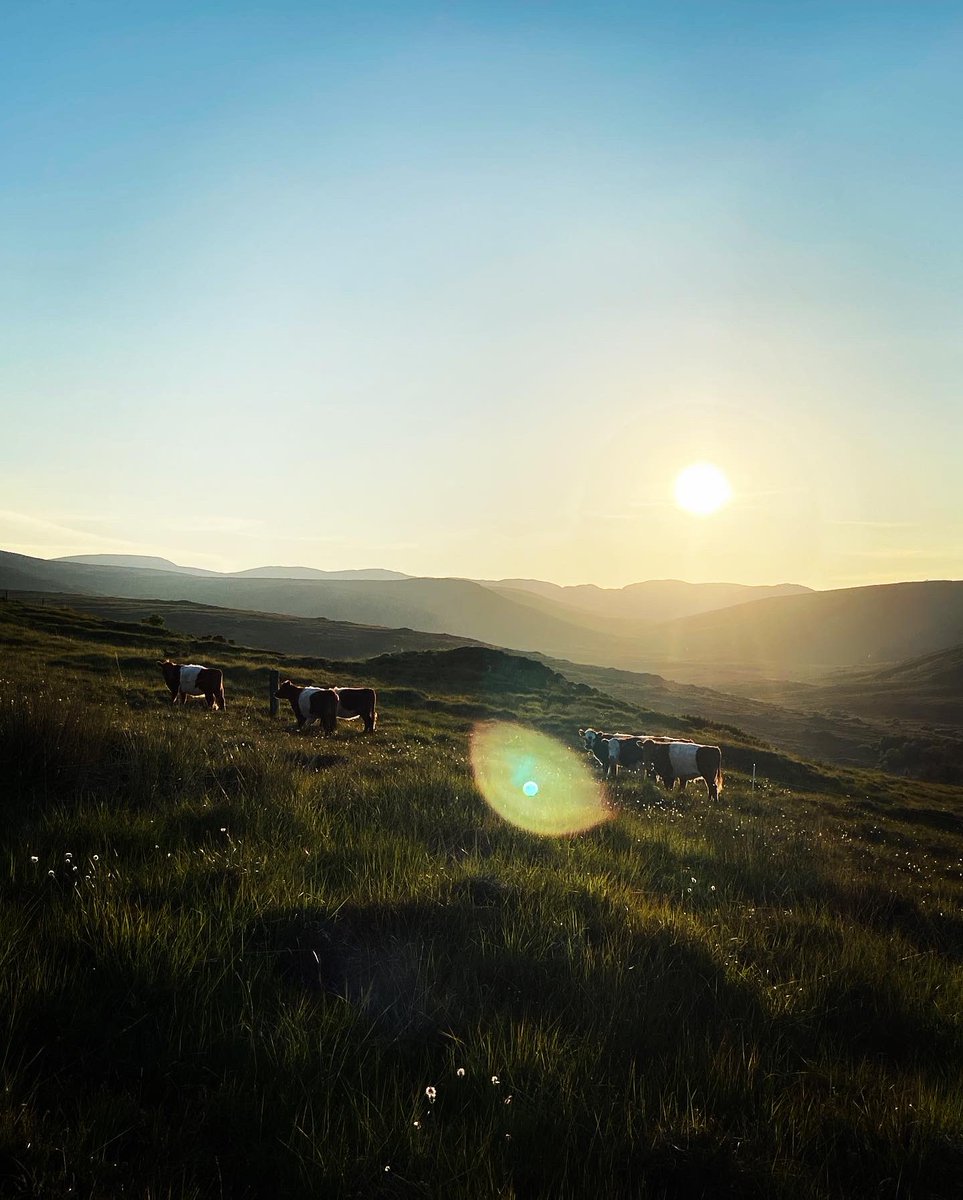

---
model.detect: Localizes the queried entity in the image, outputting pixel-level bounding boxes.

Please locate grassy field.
[1,598,962,1198]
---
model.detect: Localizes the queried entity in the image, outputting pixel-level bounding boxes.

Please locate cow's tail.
[716,763,723,794]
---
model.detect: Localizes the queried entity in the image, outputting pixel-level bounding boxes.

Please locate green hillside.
[1,599,962,1198]
[7,590,487,661]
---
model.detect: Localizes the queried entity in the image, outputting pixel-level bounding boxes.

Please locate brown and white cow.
[158,660,226,710]
[640,739,723,801]
[275,681,378,734]
[275,680,339,734]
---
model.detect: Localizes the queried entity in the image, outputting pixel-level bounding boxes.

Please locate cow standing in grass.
[158,660,226,710]
[275,680,377,734]
[640,739,723,800]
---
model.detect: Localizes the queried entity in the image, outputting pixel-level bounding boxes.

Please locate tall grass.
[1,600,962,1197]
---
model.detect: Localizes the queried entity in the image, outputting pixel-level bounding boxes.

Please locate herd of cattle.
[157,660,723,798]
[579,728,724,800]
[157,659,378,733]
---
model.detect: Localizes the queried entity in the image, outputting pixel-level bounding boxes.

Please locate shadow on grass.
[258,882,765,1049]
[286,749,349,773]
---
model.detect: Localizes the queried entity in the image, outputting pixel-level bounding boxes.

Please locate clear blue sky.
[3,1,961,587]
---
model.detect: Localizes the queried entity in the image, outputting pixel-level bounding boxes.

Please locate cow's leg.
[218,684,226,711]
[204,692,215,709]
[678,778,688,795]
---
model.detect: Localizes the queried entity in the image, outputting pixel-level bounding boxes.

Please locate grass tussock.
[0,598,962,1198]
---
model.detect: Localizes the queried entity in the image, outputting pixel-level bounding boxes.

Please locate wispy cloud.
[845,546,952,561]
[0,510,138,550]
[160,516,267,535]
[828,520,919,529]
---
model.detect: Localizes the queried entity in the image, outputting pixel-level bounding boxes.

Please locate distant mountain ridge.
[486,577,813,622]
[3,550,961,680]
[57,554,219,576]
[57,555,409,582]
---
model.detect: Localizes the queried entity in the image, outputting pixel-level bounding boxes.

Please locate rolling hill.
[486,577,813,622]
[10,591,486,661]
[57,555,410,581]
[0,550,653,667]
[649,580,963,676]
[55,553,219,575]
[4,551,963,683]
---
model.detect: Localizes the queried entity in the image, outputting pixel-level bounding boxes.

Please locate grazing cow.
[275,681,378,734]
[640,739,723,801]
[275,680,339,734]
[158,660,226,710]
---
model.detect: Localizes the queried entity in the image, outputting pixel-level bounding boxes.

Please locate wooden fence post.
[269,669,279,717]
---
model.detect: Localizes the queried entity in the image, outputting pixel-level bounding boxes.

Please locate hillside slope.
[780,643,963,725]
[2,598,962,1199]
[650,580,963,674]
[7,591,488,661]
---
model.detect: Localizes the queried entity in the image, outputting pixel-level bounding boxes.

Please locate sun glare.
[674,463,732,517]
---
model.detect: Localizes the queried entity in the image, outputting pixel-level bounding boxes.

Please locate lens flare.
[470,722,609,836]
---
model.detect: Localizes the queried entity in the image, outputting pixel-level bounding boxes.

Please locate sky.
[2,1,962,589]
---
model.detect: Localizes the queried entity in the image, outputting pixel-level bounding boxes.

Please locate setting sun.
[674,462,732,516]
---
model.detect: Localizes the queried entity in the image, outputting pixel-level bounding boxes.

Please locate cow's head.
[579,727,600,750]
[157,660,178,685]
[274,679,300,700]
